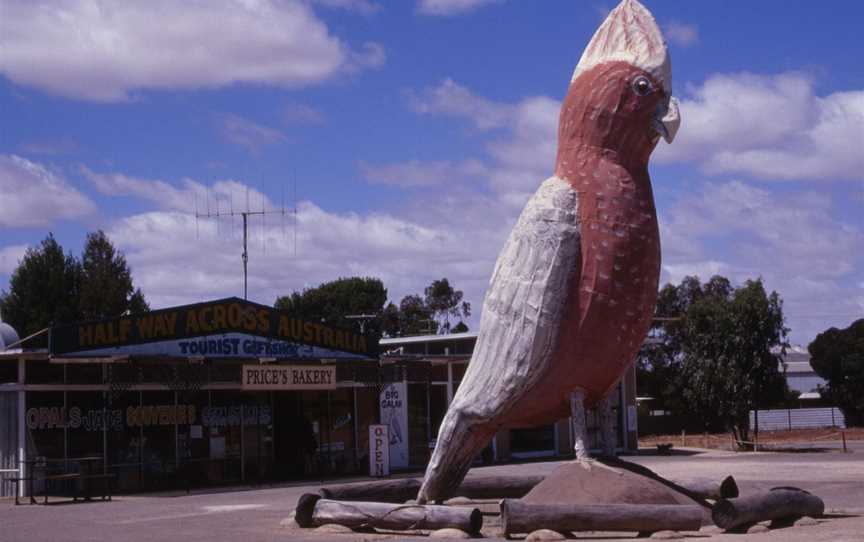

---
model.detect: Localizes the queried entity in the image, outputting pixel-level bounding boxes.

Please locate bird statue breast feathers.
[417,0,681,504]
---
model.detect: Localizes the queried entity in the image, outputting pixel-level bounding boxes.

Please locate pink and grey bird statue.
[417,0,681,504]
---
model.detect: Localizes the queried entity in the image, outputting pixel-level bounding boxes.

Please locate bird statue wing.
[418,176,581,502]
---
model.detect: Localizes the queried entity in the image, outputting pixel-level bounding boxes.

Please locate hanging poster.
[379,382,409,468]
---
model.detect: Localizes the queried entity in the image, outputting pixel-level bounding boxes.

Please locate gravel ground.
[2,443,862,542]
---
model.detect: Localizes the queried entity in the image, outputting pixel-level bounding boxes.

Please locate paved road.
[2,446,862,542]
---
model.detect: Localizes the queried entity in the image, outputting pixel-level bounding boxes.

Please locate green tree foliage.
[274,277,388,334]
[637,275,728,413]
[0,232,149,348]
[274,276,473,338]
[424,278,471,334]
[0,234,80,346]
[79,230,149,320]
[638,275,790,445]
[808,319,864,426]
[677,278,789,446]
[396,294,437,336]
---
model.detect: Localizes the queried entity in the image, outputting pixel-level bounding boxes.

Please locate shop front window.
[510,425,556,458]
[25,360,64,384]
[300,390,326,477]
[241,392,274,482]
[408,383,430,467]
[205,391,245,484]
[138,391,177,491]
[25,392,65,460]
[429,384,448,439]
[177,390,209,487]
[65,391,106,460]
[106,391,141,492]
[0,361,17,384]
[323,389,355,475]
[353,387,378,471]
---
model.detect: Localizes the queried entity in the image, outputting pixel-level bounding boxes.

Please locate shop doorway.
[273,392,317,479]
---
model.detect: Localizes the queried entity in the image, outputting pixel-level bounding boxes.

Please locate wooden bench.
[77,473,116,502]
[3,471,116,504]
[40,473,81,504]
[3,477,37,505]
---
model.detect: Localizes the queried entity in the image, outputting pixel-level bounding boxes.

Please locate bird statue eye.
[632,76,653,96]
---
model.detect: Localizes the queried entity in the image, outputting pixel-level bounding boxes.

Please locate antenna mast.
[195,188,293,300]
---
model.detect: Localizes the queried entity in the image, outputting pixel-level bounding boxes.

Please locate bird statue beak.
[653,96,680,144]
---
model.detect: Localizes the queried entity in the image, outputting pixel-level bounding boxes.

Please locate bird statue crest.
[418,0,680,504]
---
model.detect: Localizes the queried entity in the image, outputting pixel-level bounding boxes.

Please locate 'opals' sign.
[241,364,336,391]
[50,297,376,359]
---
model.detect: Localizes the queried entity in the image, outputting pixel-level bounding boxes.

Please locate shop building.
[1,298,638,499]
[378,332,639,463]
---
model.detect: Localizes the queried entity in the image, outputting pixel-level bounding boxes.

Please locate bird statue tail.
[417,406,496,504]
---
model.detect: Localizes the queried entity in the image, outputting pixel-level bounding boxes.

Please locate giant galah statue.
[417,0,680,504]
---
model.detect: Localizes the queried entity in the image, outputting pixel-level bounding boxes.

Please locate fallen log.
[295,493,483,534]
[318,474,544,503]
[711,488,824,530]
[500,500,703,535]
[452,475,544,500]
[674,476,739,500]
[319,479,420,503]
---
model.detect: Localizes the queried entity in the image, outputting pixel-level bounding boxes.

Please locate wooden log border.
[295,493,483,534]
[318,474,544,503]
[500,499,703,535]
[711,487,825,530]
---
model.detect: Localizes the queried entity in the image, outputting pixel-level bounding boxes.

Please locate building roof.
[380,332,478,346]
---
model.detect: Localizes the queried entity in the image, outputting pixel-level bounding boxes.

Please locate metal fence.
[749,407,846,431]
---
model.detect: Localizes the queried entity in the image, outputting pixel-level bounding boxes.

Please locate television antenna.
[194,182,296,300]
[345,313,377,334]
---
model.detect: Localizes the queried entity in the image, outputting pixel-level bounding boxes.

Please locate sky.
[1,0,862,346]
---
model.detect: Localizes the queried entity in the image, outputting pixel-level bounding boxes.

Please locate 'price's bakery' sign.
[241,364,336,391]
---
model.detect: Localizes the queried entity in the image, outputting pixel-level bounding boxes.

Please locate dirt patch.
[639,428,862,451]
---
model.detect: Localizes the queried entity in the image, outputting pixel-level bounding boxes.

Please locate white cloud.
[404,79,558,204]
[399,78,864,342]
[661,180,863,342]
[80,168,501,315]
[0,245,28,276]
[218,113,288,154]
[405,78,514,130]
[359,159,487,188]
[81,166,269,215]
[0,154,95,227]
[106,200,499,312]
[664,21,698,47]
[666,180,860,279]
[417,0,501,16]
[0,0,384,102]
[662,260,727,286]
[313,0,380,15]
[485,96,559,202]
[655,72,864,181]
